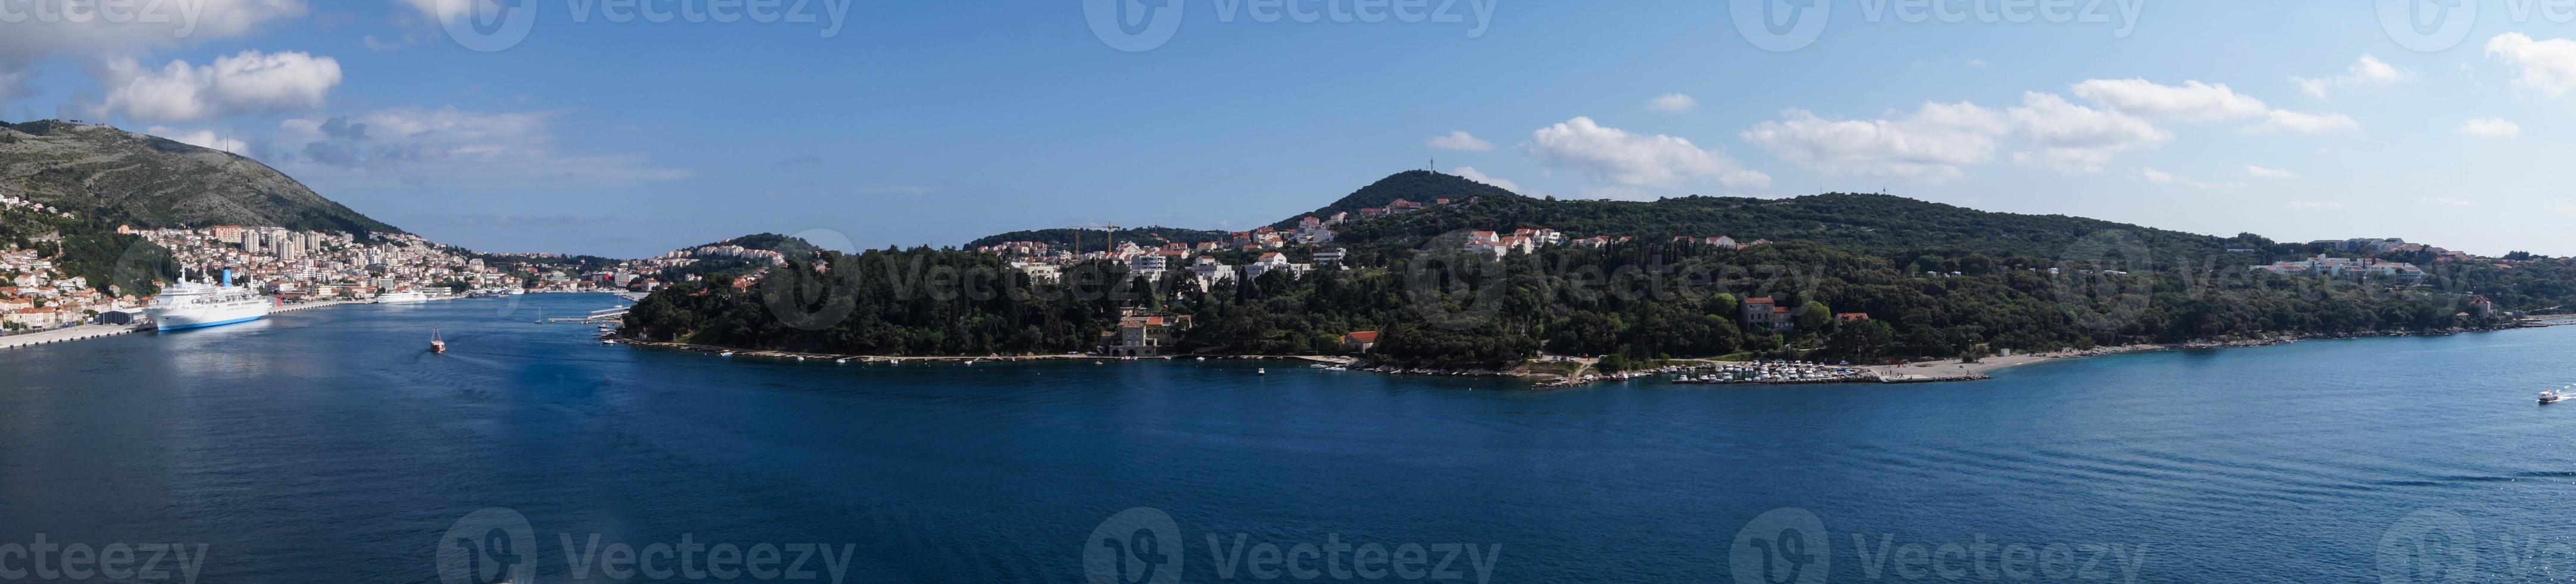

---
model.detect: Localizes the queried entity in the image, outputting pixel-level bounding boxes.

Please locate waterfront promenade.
[0,324,141,350]
[0,300,355,350]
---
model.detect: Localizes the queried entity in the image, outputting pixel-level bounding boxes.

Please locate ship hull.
[148,303,272,331]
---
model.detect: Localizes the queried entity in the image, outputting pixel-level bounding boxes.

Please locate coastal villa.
[1188,256,1237,288]
[1741,297,1795,333]
[1107,312,1192,357]
[1343,330,1380,353]
[1243,252,1314,281]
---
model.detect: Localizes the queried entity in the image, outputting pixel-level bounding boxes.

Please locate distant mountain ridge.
[0,120,401,235]
[952,170,2270,263]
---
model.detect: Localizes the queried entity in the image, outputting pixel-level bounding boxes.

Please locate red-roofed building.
[1343,331,1381,353]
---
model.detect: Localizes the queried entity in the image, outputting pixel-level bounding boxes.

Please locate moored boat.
[146,271,272,332]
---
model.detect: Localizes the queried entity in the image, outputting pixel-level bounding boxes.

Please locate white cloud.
[95,50,342,122]
[2459,117,2521,138]
[2284,201,2346,210]
[0,1,308,100]
[2427,197,2475,207]
[2132,167,2244,190]
[1451,166,1522,192]
[272,107,693,189]
[2259,110,2360,133]
[145,126,249,154]
[1526,116,1767,189]
[2244,165,2300,179]
[1646,93,1699,113]
[1741,102,2010,184]
[1744,93,2166,181]
[2069,78,2357,134]
[1426,130,1493,151]
[2007,92,2171,172]
[2487,33,2576,97]
[2292,55,2413,98]
[2070,79,2271,120]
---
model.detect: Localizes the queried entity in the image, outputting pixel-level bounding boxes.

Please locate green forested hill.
[965,226,1232,252]
[1265,170,1528,229]
[0,120,400,235]
[641,170,2542,367]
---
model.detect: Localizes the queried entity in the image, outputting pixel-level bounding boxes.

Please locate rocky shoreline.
[618,325,2526,389]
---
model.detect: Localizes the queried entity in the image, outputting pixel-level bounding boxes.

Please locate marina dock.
[0,324,144,350]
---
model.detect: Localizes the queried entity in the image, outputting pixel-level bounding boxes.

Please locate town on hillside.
[0,194,796,333]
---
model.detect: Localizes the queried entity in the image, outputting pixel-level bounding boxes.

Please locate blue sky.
[7,0,2576,257]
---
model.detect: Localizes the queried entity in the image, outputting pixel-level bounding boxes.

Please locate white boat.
[374,290,434,304]
[146,274,273,332]
[431,327,448,353]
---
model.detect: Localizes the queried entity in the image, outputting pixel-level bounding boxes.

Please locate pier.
[547,306,631,323]
[0,324,144,350]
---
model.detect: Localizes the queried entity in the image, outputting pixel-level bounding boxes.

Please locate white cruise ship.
[374,290,435,304]
[146,278,274,332]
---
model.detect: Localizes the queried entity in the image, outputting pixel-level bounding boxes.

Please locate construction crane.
[1065,223,1121,259]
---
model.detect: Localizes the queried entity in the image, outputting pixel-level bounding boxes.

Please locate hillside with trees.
[621,171,2549,369]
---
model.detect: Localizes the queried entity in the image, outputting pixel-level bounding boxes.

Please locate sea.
[2,293,2571,583]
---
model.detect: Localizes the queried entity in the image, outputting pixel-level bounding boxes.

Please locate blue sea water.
[2,293,2574,582]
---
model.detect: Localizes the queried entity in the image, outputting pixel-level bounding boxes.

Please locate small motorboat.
[430,327,447,354]
[719,351,736,358]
